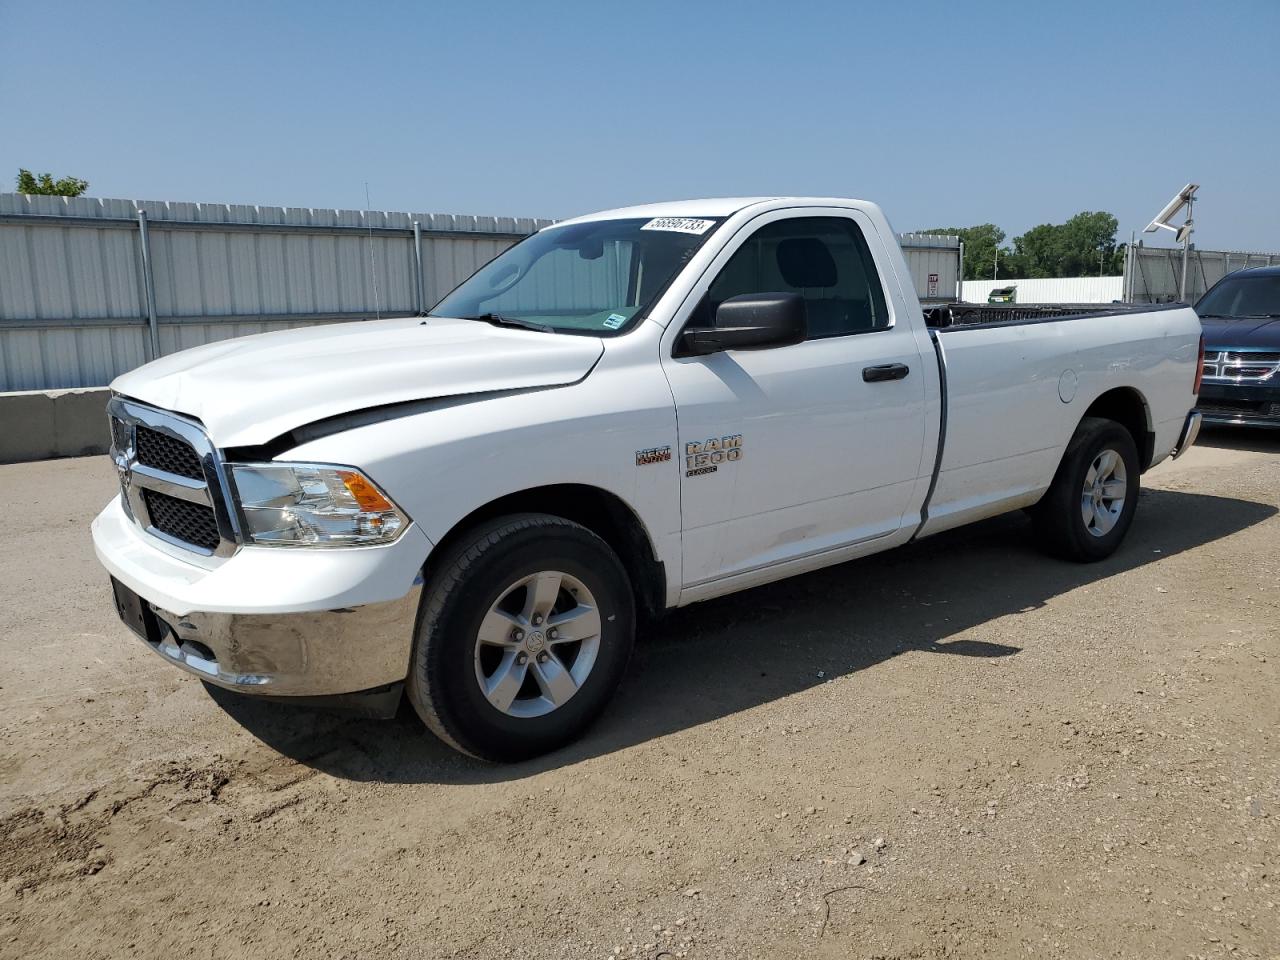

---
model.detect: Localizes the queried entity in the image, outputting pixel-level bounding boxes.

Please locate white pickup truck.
[93,197,1204,760]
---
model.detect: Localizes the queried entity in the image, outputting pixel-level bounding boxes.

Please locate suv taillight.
[1194,333,1205,395]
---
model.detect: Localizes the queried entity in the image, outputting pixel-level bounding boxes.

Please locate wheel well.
[1082,387,1154,469]
[430,485,668,619]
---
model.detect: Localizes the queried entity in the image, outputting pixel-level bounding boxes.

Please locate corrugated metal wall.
[898,233,961,303]
[1125,245,1280,304]
[961,276,1125,304]
[0,193,962,391]
[0,193,551,391]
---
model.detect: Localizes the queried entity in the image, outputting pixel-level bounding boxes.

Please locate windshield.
[1196,274,1280,318]
[429,216,722,335]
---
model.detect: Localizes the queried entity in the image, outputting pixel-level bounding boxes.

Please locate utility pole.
[1179,193,1194,302]
[1143,183,1198,303]
[993,248,999,282]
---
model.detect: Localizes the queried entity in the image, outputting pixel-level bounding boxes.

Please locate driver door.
[661,209,930,594]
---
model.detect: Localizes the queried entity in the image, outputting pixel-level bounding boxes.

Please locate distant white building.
[961,276,1124,304]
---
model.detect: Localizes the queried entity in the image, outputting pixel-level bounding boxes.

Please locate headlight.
[230,463,408,547]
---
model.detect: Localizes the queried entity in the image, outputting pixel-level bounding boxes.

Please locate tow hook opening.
[154,616,218,665]
[179,636,217,663]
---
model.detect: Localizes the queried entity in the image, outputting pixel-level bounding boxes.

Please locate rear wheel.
[406,513,635,761]
[1031,417,1140,562]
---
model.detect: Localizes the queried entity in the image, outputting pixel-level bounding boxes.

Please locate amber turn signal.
[339,470,396,513]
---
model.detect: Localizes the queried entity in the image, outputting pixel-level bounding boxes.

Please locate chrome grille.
[108,397,240,557]
[135,424,204,480]
[1201,349,1280,383]
[142,489,221,550]
[1198,397,1280,421]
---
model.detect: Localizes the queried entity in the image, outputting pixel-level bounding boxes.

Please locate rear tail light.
[1193,333,1205,395]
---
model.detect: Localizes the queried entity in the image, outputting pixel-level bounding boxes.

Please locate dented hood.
[110,316,603,447]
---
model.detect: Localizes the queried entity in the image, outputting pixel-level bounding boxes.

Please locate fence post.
[1135,246,1151,303]
[1123,238,1133,302]
[413,220,426,315]
[956,240,965,301]
[137,210,161,359]
[1178,195,1193,303]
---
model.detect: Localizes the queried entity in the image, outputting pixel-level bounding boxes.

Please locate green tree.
[16,169,89,197]
[1010,212,1124,278]
[921,223,1013,280]
[1058,211,1123,276]
[1012,223,1062,278]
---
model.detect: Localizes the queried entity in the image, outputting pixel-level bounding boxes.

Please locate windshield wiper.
[459,313,555,333]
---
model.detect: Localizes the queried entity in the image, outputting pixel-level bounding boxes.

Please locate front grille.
[142,489,221,551]
[1199,398,1280,420]
[135,425,205,480]
[1202,350,1280,383]
[110,415,132,453]
[110,397,236,557]
[1219,350,1280,363]
[1201,398,1266,413]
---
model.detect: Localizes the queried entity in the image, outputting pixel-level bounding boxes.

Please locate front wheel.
[406,513,635,761]
[1031,417,1141,562]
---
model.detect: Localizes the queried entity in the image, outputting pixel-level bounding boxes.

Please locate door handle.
[862,363,910,383]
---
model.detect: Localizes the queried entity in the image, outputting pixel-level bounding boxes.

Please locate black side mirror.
[681,293,807,356]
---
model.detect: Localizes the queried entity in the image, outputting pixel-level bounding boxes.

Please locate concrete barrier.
[0,388,111,463]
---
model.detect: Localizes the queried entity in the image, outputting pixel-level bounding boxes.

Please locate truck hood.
[110,317,604,447]
[1198,315,1280,349]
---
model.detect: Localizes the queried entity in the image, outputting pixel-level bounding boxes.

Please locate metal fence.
[1124,243,1280,304]
[0,193,553,392]
[898,233,961,304]
[961,277,1124,304]
[0,193,961,392]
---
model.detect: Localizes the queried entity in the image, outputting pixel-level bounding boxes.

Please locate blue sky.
[3,0,1278,250]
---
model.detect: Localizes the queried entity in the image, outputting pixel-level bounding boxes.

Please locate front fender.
[283,367,681,603]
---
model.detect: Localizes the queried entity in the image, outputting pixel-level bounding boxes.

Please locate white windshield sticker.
[641,217,715,235]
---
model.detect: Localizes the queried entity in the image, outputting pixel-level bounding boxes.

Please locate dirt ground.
[0,430,1277,960]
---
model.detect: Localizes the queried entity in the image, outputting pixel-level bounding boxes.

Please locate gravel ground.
[1,431,1277,960]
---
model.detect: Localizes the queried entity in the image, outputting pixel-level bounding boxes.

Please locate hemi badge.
[635,446,672,466]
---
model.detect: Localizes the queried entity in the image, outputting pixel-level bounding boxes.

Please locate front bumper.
[93,496,430,697]
[126,582,422,697]
[1197,382,1280,428]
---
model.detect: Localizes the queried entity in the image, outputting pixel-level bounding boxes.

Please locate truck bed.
[913,298,1201,539]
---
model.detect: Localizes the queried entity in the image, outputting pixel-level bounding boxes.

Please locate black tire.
[406,513,635,761]
[1031,417,1141,562]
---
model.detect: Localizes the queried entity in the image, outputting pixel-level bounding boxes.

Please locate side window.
[694,216,889,339]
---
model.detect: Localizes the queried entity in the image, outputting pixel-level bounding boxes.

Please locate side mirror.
[681,293,807,356]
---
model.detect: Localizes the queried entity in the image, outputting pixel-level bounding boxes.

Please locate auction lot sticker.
[641,217,715,235]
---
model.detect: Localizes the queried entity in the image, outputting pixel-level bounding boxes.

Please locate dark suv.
[1195,265,1280,428]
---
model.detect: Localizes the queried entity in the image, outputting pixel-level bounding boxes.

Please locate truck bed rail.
[924,302,1178,330]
